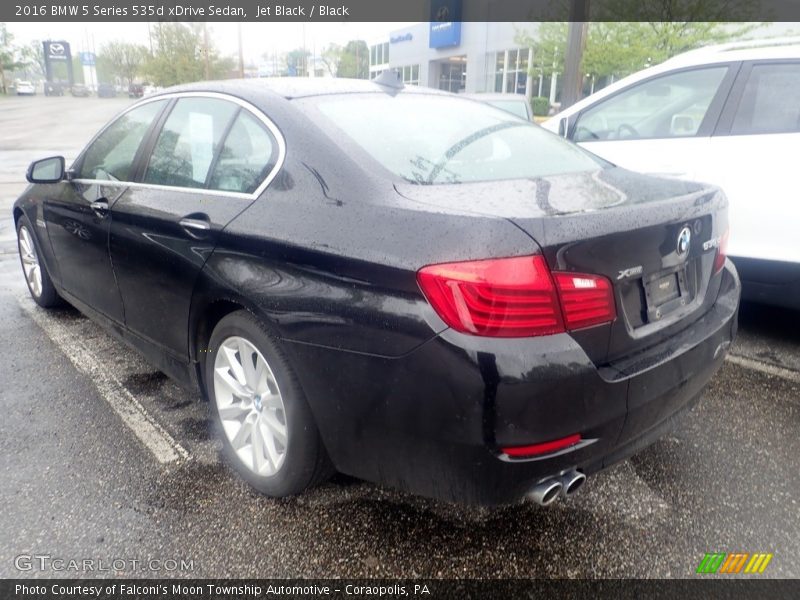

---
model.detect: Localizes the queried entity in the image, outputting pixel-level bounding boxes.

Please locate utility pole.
[561,0,590,109]
[237,23,244,78]
[203,23,210,80]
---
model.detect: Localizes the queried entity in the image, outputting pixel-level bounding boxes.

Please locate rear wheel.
[17,216,60,308]
[205,310,333,497]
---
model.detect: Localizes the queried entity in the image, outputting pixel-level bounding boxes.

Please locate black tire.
[205,310,334,497]
[16,216,61,308]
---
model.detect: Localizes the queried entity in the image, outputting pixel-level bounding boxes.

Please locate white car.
[16,81,36,95]
[544,37,800,309]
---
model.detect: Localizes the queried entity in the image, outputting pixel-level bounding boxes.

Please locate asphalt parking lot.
[0,95,798,579]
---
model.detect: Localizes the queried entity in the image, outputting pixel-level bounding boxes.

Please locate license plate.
[646,272,680,307]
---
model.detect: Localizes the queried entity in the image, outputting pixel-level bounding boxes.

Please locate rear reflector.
[502,433,582,458]
[713,227,729,274]
[417,255,615,338]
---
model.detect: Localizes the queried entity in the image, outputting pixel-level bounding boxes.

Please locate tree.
[286,47,310,76]
[336,40,369,79]
[517,19,762,97]
[319,43,342,77]
[100,41,147,85]
[144,23,233,87]
[0,24,28,94]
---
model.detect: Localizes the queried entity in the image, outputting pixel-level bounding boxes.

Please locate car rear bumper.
[285,261,740,506]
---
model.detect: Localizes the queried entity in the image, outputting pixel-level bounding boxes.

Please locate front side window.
[573,67,728,142]
[78,100,166,181]
[731,63,800,135]
[308,94,602,185]
[208,111,277,194]
[144,98,238,189]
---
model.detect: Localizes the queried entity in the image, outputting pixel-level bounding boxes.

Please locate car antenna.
[372,69,404,92]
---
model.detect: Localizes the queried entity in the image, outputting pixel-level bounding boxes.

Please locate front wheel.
[205,310,333,497]
[17,216,61,308]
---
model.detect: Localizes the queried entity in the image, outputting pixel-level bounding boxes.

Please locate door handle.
[179,217,211,237]
[90,199,109,217]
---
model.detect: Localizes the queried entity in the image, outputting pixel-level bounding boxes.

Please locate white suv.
[544,38,800,309]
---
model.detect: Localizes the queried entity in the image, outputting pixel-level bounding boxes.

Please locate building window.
[439,60,466,93]
[493,48,530,94]
[399,64,420,86]
[370,42,390,68]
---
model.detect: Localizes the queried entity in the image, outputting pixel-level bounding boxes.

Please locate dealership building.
[369,22,546,99]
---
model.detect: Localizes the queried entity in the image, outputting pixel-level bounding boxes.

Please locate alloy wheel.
[18,225,42,298]
[213,336,288,476]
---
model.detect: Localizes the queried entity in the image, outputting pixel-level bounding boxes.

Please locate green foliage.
[517,19,764,85]
[336,40,369,79]
[0,24,28,94]
[99,41,148,85]
[143,23,232,87]
[531,96,550,116]
[286,48,310,76]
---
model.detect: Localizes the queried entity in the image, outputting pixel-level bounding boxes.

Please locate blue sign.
[390,33,413,44]
[79,52,96,66]
[429,0,462,49]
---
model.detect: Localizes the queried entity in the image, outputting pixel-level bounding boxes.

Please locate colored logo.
[696,552,773,574]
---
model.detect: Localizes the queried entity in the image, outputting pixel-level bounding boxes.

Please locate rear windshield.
[306,94,603,185]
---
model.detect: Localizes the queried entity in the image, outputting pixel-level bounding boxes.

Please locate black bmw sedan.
[14,78,740,506]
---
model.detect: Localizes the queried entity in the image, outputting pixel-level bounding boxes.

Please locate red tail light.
[417,255,616,338]
[553,272,615,330]
[713,227,729,274]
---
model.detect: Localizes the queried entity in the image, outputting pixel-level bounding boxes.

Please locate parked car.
[97,83,117,98]
[128,83,144,98]
[14,79,739,506]
[44,81,64,96]
[464,92,534,121]
[15,81,36,95]
[544,37,800,309]
[70,84,91,97]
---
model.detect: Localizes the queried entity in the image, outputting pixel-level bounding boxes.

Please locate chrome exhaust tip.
[560,470,586,497]
[528,479,563,506]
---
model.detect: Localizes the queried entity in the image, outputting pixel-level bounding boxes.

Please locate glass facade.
[493,49,531,95]
[400,64,420,86]
[439,59,466,93]
[369,42,390,68]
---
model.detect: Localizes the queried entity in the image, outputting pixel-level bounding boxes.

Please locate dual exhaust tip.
[528,470,586,506]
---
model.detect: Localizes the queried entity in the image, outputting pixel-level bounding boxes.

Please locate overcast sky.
[7,22,416,64]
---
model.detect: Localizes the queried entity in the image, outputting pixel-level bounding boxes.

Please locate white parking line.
[19,298,190,464]
[726,354,800,385]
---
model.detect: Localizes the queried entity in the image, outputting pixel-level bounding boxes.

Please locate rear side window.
[573,67,728,141]
[144,98,238,189]
[309,94,601,184]
[78,100,166,181]
[731,63,800,135]
[208,111,277,194]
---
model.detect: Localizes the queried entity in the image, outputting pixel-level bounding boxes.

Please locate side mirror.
[558,117,567,137]
[26,156,65,184]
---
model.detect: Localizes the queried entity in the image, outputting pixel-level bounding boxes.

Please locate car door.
[44,99,168,321]
[702,60,800,265]
[108,94,282,359]
[568,65,738,179]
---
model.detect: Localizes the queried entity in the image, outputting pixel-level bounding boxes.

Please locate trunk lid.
[395,167,728,365]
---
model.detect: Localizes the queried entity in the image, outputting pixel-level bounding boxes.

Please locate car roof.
[162,77,453,100]
[545,36,800,123]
